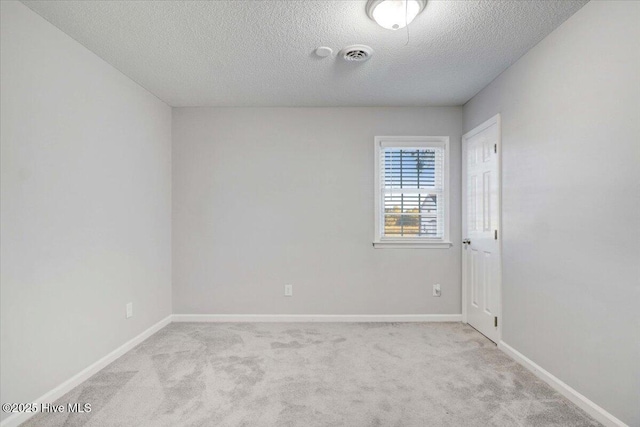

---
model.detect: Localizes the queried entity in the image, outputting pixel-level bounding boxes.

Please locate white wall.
[173,107,462,315]
[463,1,640,425]
[0,1,172,420]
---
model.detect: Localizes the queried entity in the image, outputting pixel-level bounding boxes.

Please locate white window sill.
[373,241,453,249]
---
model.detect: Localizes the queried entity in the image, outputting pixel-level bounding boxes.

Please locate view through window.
[375,137,449,247]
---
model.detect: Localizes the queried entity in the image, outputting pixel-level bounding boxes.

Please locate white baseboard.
[172,314,463,323]
[498,341,628,427]
[0,315,172,427]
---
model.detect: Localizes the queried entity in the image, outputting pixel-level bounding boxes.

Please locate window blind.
[380,147,445,239]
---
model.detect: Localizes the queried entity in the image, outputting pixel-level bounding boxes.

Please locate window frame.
[373,136,452,249]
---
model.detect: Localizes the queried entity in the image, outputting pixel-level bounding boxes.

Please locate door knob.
[463,239,471,245]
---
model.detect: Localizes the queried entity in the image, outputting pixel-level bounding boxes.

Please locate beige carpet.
[23,322,600,426]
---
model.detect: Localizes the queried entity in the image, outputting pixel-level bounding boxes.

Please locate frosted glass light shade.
[366,0,426,31]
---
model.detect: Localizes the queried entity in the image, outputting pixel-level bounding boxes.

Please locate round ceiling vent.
[339,45,374,62]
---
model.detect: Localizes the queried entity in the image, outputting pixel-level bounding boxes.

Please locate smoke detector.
[339,45,374,62]
[314,46,333,58]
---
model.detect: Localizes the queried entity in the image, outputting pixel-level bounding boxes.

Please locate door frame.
[461,113,503,342]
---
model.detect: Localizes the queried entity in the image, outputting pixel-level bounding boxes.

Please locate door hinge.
[494,144,497,153]
[494,317,498,327]
[494,229,498,240]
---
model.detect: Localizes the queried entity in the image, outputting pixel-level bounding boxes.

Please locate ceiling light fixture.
[366,0,426,31]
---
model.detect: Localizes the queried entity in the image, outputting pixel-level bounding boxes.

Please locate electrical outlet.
[433,284,441,297]
[126,302,133,318]
[284,285,293,297]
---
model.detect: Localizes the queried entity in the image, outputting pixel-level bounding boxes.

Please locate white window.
[374,136,451,249]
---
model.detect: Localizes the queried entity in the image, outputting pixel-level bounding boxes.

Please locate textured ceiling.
[21,0,587,107]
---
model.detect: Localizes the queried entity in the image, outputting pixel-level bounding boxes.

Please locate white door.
[462,115,501,343]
